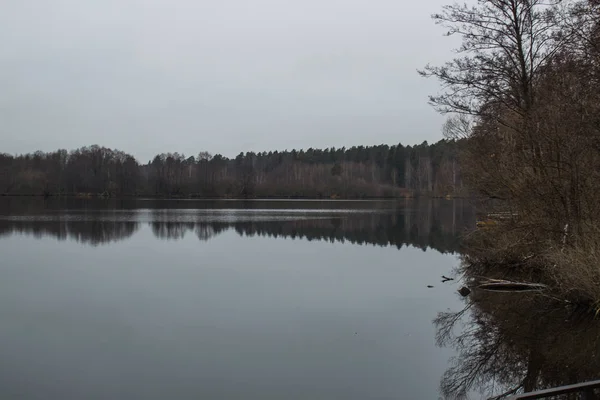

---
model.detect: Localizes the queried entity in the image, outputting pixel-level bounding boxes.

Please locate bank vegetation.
[422,0,600,307]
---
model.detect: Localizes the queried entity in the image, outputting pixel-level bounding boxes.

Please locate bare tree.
[419,0,570,121]
[443,115,473,141]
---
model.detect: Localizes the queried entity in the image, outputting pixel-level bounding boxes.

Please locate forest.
[0,140,465,198]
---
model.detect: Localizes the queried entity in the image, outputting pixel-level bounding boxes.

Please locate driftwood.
[478,279,547,292]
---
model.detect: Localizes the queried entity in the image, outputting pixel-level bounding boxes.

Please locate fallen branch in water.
[478,279,547,292]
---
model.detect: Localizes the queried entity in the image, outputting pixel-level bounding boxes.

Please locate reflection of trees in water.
[0,219,139,246]
[436,289,600,399]
[151,221,195,240]
[147,200,476,253]
[0,200,475,250]
[195,223,221,241]
[437,220,600,399]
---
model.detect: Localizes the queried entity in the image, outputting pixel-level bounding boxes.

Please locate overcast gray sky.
[1,0,456,161]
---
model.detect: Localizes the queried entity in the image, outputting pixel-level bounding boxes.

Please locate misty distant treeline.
[0,140,465,198]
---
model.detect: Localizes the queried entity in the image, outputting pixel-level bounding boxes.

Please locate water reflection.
[151,221,196,240]
[436,285,600,399]
[0,199,475,251]
[0,219,139,246]
[4,197,599,398]
[150,208,469,253]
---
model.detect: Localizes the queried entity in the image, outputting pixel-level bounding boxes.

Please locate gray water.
[0,198,475,399]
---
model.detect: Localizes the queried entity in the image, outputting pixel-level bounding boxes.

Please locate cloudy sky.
[1,0,456,161]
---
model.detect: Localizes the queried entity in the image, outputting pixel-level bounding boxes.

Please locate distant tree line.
[0,140,466,198]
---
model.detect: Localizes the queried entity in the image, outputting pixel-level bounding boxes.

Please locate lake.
[0,198,475,399]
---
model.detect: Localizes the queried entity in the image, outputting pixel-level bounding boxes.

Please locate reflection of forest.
[436,289,600,399]
[0,219,139,246]
[0,200,474,251]
[149,199,475,253]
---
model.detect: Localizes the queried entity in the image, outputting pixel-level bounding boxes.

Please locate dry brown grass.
[462,223,600,309]
[544,242,600,309]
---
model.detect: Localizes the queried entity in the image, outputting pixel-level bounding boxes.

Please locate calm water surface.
[0,198,475,399]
